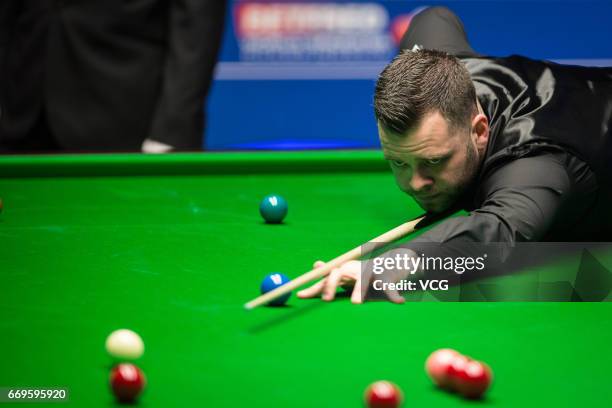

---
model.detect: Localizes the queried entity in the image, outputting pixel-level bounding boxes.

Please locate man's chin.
[416,198,451,214]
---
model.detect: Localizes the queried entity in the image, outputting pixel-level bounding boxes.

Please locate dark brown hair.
[374,49,477,135]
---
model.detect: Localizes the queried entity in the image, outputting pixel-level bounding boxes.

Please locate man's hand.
[297,252,415,304]
[297,260,365,303]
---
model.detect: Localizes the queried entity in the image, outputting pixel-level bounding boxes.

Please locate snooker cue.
[244,215,426,310]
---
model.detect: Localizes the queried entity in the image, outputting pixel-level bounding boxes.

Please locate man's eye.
[392,160,407,167]
[425,158,442,166]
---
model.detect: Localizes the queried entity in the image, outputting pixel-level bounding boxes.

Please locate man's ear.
[471,113,489,153]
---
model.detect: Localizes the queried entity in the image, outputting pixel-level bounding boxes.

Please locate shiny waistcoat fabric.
[463,55,612,184]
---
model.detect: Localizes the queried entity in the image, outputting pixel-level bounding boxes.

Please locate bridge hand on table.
[296,257,410,304]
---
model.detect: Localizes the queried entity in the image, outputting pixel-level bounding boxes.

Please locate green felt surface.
[0,151,611,407]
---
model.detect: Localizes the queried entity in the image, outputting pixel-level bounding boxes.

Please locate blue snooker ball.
[259,194,288,224]
[260,273,291,306]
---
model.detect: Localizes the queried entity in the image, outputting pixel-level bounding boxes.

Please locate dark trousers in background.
[0,1,226,153]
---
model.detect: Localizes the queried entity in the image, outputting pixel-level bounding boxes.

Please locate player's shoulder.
[480,151,571,192]
[460,54,548,74]
[461,54,612,80]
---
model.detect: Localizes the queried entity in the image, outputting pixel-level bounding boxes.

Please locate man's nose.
[409,171,434,192]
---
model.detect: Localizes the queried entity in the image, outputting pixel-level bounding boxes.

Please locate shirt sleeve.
[409,152,574,249]
[148,0,226,149]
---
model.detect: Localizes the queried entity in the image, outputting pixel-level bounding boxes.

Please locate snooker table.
[0,150,611,407]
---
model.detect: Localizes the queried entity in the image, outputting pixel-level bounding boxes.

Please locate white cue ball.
[105,329,144,360]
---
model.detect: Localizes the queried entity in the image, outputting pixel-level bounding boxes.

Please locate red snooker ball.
[110,363,146,403]
[446,354,471,392]
[425,348,460,389]
[364,380,403,408]
[455,360,493,399]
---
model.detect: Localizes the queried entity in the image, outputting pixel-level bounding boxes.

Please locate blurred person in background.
[0,1,226,153]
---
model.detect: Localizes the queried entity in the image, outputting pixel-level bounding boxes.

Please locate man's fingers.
[352,263,373,304]
[322,268,344,301]
[350,277,363,304]
[297,261,327,298]
[385,288,406,304]
[351,263,367,304]
[301,260,363,302]
[301,259,409,305]
[313,260,325,269]
[296,279,326,298]
[340,276,355,291]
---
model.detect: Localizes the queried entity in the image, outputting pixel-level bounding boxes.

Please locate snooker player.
[298,6,612,304]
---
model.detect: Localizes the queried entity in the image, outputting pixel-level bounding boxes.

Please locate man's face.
[379,111,479,213]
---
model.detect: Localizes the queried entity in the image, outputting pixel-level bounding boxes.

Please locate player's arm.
[410,151,593,246]
[145,0,226,151]
[298,152,596,302]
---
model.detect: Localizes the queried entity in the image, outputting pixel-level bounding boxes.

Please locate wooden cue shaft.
[244,216,425,310]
